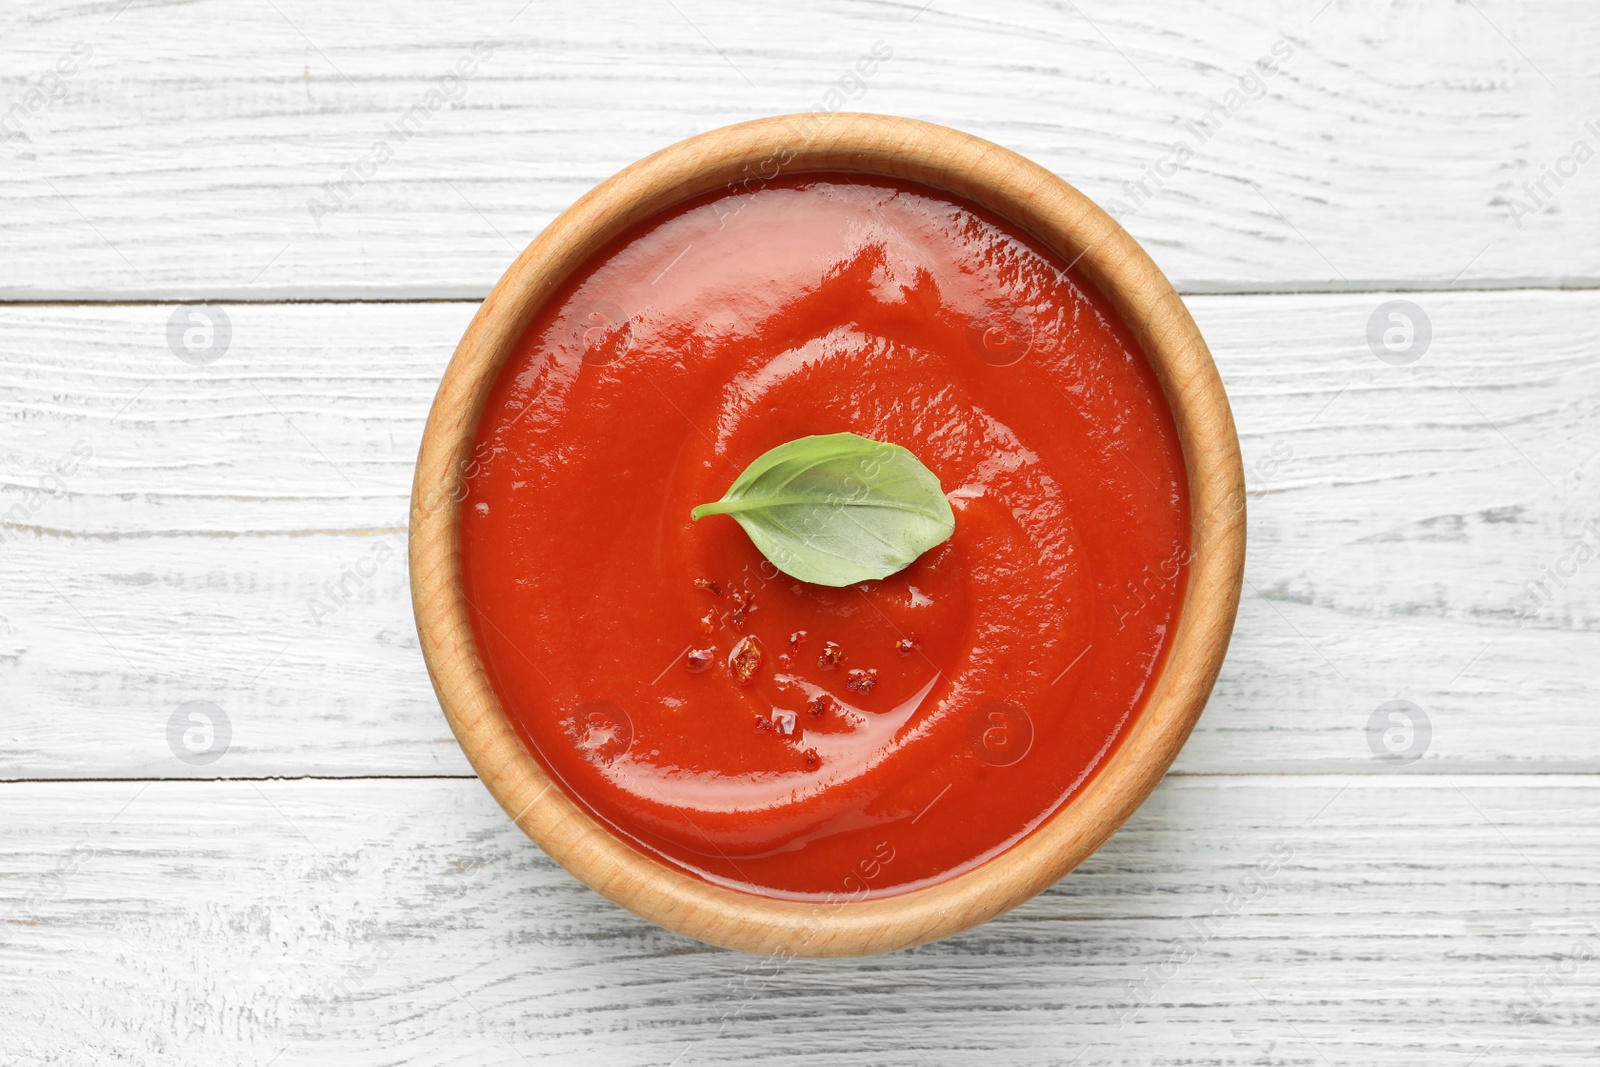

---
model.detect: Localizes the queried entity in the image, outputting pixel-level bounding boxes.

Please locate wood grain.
[0,0,1594,299]
[2,293,1592,779]
[2,776,1596,1065]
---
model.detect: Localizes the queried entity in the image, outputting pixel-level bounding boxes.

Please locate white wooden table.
[3,2,1597,1063]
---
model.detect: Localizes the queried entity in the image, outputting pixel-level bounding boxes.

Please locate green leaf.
[690,432,956,587]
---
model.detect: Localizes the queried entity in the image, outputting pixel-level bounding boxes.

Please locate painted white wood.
[2,776,1596,1065]
[3,2,1597,1058]
[1,0,1595,299]
[2,292,1594,778]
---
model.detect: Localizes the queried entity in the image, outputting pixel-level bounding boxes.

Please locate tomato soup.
[459,175,1188,900]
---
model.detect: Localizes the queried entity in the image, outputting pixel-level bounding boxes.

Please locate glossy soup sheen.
[460,175,1189,900]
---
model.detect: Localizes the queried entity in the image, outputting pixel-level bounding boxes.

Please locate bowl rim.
[409,112,1246,958]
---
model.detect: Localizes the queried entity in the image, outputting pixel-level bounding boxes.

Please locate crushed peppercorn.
[728,635,763,685]
[845,668,878,694]
[729,590,753,630]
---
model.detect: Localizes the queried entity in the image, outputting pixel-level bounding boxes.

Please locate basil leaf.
[690,432,955,587]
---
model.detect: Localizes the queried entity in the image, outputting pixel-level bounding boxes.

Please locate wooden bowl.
[410,113,1246,957]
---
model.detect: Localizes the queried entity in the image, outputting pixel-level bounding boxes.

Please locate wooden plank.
[1,0,1595,298]
[0,302,476,777]
[1,292,1595,777]
[1,775,1596,1064]
[1191,288,1600,774]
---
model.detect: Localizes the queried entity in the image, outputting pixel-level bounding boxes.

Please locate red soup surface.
[460,175,1189,900]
